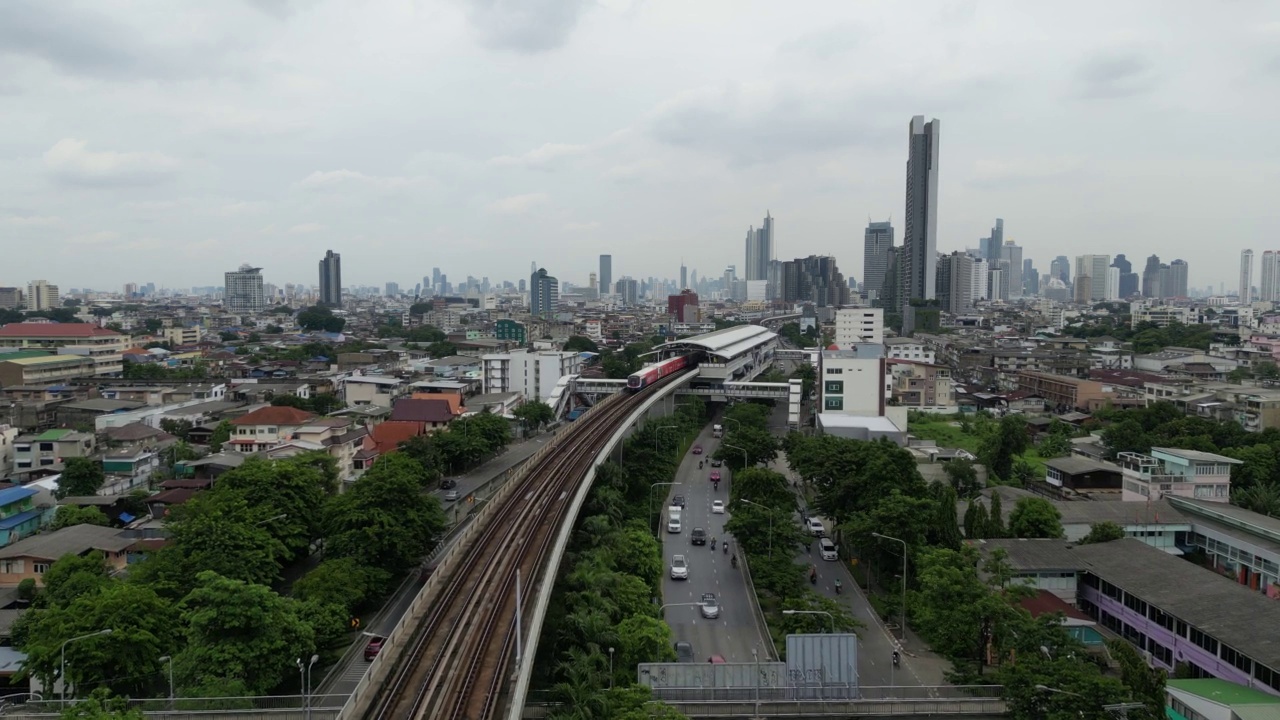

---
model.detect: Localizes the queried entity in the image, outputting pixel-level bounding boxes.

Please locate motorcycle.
[731,554,738,569]
[711,538,717,551]
[892,651,901,668]
[723,542,729,555]
[713,481,719,491]
[835,578,842,594]
[699,460,703,469]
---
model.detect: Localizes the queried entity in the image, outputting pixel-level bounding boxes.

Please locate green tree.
[325,454,448,575]
[292,557,388,614]
[944,458,981,498]
[934,486,963,550]
[207,420,233,452]
[1036,433,1071,459]
[214,456,331,560]
[296,305,345,333]
[987,493,1007,538]
[49,505,110,531]
[36,553,110,610]
[56,458,106,499]
[1109,638,1167,720]
[728,468,795,511]
[563,336,600,353]
[513,400,556,433]
[1233,483,1280,517]
[1101,419,1151,460]
[712,426,778,470]
[1080,521,1126,544]
[58,690,146,719]
[1007,497,1064,539]
[175,572,315,695]
[159,418,194,441]
[978,415,1029,482]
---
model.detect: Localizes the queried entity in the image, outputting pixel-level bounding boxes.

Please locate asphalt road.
[661,423,769,664]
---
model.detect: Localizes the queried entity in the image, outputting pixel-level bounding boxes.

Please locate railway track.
[366,373,683,720]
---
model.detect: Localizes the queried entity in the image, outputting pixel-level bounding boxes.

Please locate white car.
[670,554,689,580]
[711,500,725,514]
[806,517,825,537]
[819,537,838,561]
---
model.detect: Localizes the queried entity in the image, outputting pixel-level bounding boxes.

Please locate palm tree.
[1234,483,1280,517]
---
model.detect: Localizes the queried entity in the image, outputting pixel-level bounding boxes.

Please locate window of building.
[824,397,843,411]
[1189,627,1218,655]
[39,443,54,452]
[34,562,49,574]
[824,381,844,394]
[825,368,843,375]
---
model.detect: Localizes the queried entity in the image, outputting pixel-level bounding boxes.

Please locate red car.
[692,445,703,455]
[364,637,384,661]
[709,471,721,482]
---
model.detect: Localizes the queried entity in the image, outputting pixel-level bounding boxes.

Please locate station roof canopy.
[661,324,777,361]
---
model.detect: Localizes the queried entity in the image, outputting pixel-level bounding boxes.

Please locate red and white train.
[627,354,696,391]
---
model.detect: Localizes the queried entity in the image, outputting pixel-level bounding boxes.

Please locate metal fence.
[2,694,350,718]
[656,698,1009,717]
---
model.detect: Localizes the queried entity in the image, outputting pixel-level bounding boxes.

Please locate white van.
[668,506,682,533]
[806,517,825,537]
[712,424,724,438]
[819,537,838,561]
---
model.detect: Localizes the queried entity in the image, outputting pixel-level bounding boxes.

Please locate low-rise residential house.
[227,405,317,452]
[54,399,147,429]
[389,398,460,433]
[99,445,163,495]
[12,430,95,475]
[1043,456,1123,498]
[0,524,133,585]
[0,486,46,548]
[887,360,955,411]
[883,338,936,364]
[1016,370,1119,413]
[1118,447,1240,503]
[342,376,408,408]
[0,425,16,481]
[266,419,369,483]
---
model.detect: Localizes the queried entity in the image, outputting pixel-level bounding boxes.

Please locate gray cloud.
[463,0,587,53]
[43,139,179,187]
[0,1,144,78]
[1076,52,1156,98]
[777,26,863,60]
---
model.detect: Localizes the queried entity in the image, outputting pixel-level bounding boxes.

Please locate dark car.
[691,527,707,545]
[675,641,694,663]
[672,495,686,508]
[364,637,384,661]
[440,478,458,490]
[710,458,723,467]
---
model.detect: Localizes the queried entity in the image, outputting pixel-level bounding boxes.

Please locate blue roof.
[118,512,135,523]
[0,486,38,508]
[0,508,42,531]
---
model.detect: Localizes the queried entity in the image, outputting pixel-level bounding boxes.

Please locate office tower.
[385,282,400,297]
[744,211,774,282]
[0,288,21,309]
[680,263,687,290]
[940,251,974,313]
[615,277,639,306]
[1168,259,1189,299]
[1074,276,1092,304]
[902,116,940,308]
[598,255,612,297]
[319,250,342,307]
[880,248,902,310]
[432,267,442,288]
[1050,255,1071,285]
[1106,267,1121,301]
[1260,252,1280,303]
[1142,255,1163,298]
[1112,254,1139,298]
[1074,255,1111,301]
[1242,250,1256,303]
[971,257,989,301]
[25,280,60,310]
[779,256,848,307]
[1023,259,1039,296]
[981,218,1004,262]
[862,220,894,300]
[530,268,559,317]
[224,265,265,314]
[1001,240,1023,298]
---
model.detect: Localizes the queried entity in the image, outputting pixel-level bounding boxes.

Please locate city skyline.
[0,3,1273,291]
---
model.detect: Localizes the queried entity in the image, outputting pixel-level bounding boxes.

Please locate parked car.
[819,537,838,561]
[700,593,720,619]
[709,471,721,482]
[692,445,703,455]
[444,489,460,502]
[364,637,384,661]
[691,527,707,545]
[675,641,695,663]
[670,554,689,580]
[673,495,686,508]
[711,500,725,514]
[710,458,723,467]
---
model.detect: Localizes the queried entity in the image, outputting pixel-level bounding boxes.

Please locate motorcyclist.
[834,577,842,593]
[892,650,900,667]
[711,537,717,551]
[723,540,729,555]
[699,460,703,469]
[731,554,738,569]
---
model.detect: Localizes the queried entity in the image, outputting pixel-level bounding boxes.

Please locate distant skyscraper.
[1142,255,1163,298]
[981,219,1004,262]
[1050,255,1071,285]
[1260,252,1280,302]
[1168,259,1189,299]
[385,282,400,297]
[1111,254,1138,298]
[1246,250,1262,303]
[224,264,265,314]
[599,255,612,297]
[780,256,848,307]
[1001,240,1023,298]
[1075,255,1111,302]
[615,277,639,306]
[942,251,974,314]
[862,220,894,300]
[745,211,774,282]
[25,280,59,311]
[432,267,441,288]
[902,116,940,308]
[319,250,342,307]
[680,263,687,290]
[1022,259,1039,296]
[530,268,559,317]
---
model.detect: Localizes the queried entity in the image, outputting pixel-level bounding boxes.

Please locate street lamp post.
[297,654,319,720]
[1034,685,1145,718]
[752,647,760,709]
[782,609,836,633]
[649,481,681,539]
[608,647,615,689]
[724,443,749,470]
[158,655,174,707]
[871,532,908,640]
[741,498,773,557]
[61,629,113,705]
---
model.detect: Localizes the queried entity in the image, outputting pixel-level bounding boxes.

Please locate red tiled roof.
[390,398,457,424]
[1016,589,1091,622]
[230,405,318,426]
[0,322,122,338]
[371,421,424,454]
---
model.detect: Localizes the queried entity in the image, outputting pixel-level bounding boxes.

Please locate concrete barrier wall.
[336,395,622,720]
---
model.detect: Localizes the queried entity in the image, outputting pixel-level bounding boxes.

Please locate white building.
[834,308,884,345]
[1131,304,1193,328]
[816,344,905,443]
[1075,255,1111,302]
[884,337,936,363]
[25,281,59,311]
[224,264,266,314]
[482,349,583,404]
[971,258,989,301]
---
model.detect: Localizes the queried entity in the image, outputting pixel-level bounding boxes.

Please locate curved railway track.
[366,373,684,720]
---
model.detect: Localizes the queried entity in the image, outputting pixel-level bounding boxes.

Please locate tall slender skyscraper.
[1168,259,1189,299]
[981,219,1004,262]
[319,250,342,307]
[902,116,940,308]
[680,262,687,290]
[745,211,774,281]
[1075,255,1111,302]
[1050,255,1071,285]
[530,268,559,317]
[1242,250,1256,303]
[862,220,894,299]
[1001,240,1023,298]
[598,255,612,297]
[1260,252,1279,302]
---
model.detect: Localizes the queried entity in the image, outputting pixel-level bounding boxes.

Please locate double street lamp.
[782,609,835,633]
[871,532,908,640]
[61,629,113,705]
[297,654,319,720]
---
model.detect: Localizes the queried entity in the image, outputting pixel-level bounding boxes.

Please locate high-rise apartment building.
[1022,259,1039,297]
[941,251,975,313]
[1050,256,1071,285]
[384,282,400,297]
[862,220,894,300]
[319,250,342,307]
[1075,255,1111,302]
[834,308,884,345]
[0,288,20,310]
[971,257,989,301]
[25,280,59,311]
[902,116,940,309]
[1107,267,1121,301]
[1112,255,1139,298]
[981,219,1004,262]
[744,211,774,283]
[1167,260,1189,299]
[1242,250,1257,303]
[1001,241,1023,298]
[615,277,639,306]
[667,290,700,323]
[780,256,848,307]
[598,255,612,297]
[223,265,265,314]
[530,268,559,317]
[1260,252,1280,303]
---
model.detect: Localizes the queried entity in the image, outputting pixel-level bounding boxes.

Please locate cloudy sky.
[1,0,1277,294]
